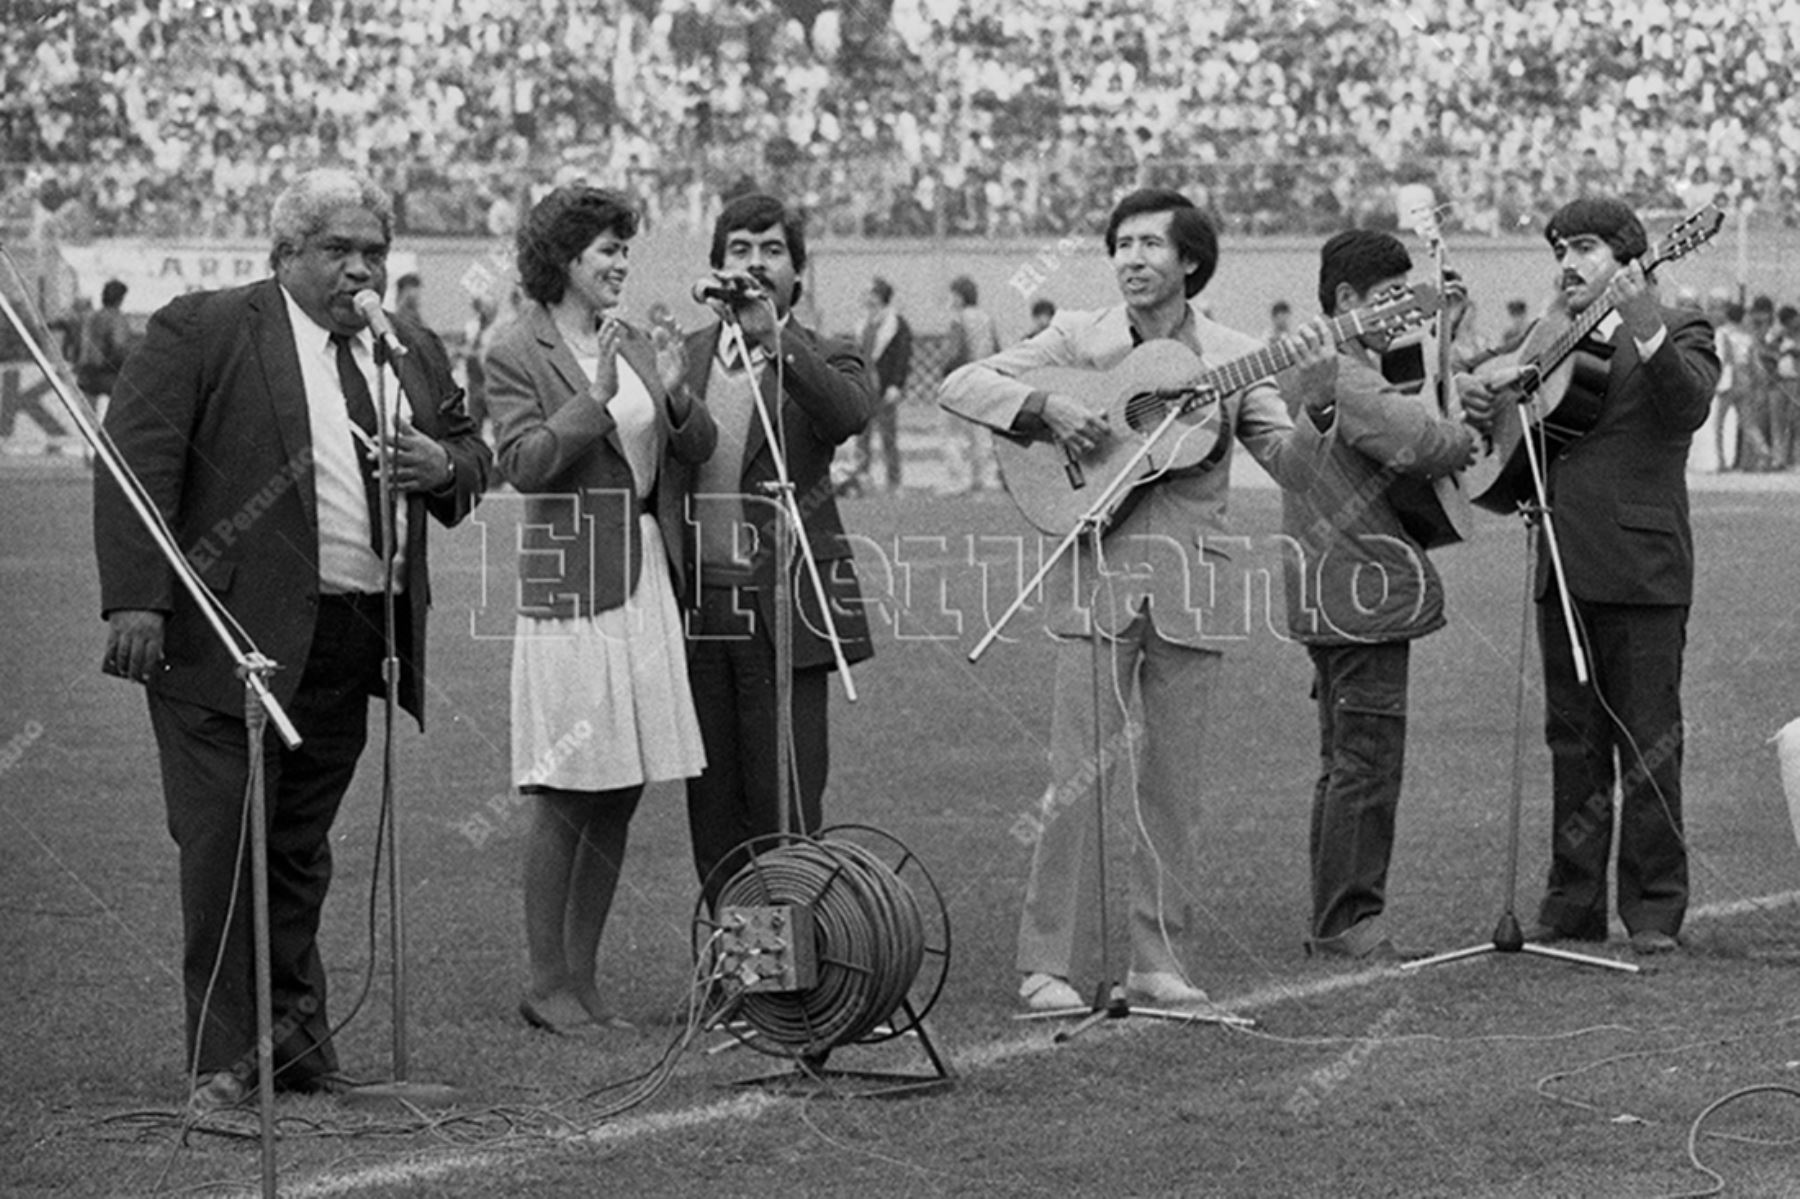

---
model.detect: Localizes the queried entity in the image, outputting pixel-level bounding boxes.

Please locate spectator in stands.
[1026,297,1057,339]
[12,0,1800,243]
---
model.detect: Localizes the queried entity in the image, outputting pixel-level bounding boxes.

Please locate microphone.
[352,290,408,359]
[691,274,765,305]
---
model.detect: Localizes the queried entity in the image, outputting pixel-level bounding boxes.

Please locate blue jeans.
[1307,641,1410,943]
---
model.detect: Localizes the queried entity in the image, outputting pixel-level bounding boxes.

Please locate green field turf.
[4,463,1800,1198]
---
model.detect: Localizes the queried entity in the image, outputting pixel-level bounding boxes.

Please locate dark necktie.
[330,332,385,558]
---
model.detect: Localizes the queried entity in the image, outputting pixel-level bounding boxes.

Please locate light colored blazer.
[939,299,1326,648]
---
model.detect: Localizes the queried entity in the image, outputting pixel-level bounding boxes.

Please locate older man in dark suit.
[1505,197,1720,955]
[673,192,874,904]
[94,168,490,1110]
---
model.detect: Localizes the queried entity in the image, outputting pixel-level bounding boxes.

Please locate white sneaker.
[1018,972,1084,1011]
[1125,970,1213,1009]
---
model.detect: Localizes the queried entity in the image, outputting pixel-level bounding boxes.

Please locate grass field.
[5,456,1800,1198]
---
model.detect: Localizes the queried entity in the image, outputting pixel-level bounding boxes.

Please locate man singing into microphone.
[93,168,490,1111]
[671,193,875,904]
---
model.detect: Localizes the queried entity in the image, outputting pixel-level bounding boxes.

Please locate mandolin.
[993,283,1440,535]
[1464,201,1725,514]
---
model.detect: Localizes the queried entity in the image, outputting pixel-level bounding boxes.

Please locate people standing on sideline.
[460,288,500,435]
[940,187,1334,1013]
[1489,197,1720,955]
[93,168,490,1111]
[1279,230,1495,962]
[1026,297,1057,339]
[941,275,1001,493]
[50,294,90,367]
[484,186,716,1034]
[674,193,875,905]
[393,271,425,328]
[1265,298,1295,342]
[1495,298,1533,355]
[77,279,136,415]
[1769,305,1800,470]
[845,275,912,495]
[1737,296,1776,469]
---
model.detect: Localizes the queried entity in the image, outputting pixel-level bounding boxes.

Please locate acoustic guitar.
[993,284,1441,535]
[1387,184,1476,550]
[1464,201,1725,514]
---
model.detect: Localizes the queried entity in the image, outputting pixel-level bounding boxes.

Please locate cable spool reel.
[693,825,952,1090]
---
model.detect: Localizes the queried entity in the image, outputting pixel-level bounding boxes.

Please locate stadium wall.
[5,218,1787,455]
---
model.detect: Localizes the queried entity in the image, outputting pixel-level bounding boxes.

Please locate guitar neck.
[1199,309,1384,398]
[1536,244,1678,375]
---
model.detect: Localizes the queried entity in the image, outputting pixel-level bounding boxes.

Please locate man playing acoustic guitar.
[939,188,1337,1013]
[1279,229,1496,962]
[1494,197,1720,955]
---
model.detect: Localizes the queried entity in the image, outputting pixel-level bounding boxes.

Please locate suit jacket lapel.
[249,279,319,538]
[743,322,809,474]
[1607,321,1642,395]
[532,304,627,462]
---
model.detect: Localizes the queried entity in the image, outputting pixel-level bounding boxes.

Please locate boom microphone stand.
[972,404,1251,1035]
[1404,374,1636,976]
[0,255,298,1198]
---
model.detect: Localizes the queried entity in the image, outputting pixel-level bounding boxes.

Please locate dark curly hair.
[516,187,639,306]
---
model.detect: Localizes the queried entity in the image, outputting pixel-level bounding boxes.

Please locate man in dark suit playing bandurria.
[1496,197,1719,955]
[94,168,490,1111]
[674,192,874,905]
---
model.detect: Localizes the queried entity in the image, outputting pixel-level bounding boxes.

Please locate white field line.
[273,887,1800,1198]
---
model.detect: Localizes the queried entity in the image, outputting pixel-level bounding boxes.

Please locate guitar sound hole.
[1125,390,1211,434]
[1124,392,1168,434]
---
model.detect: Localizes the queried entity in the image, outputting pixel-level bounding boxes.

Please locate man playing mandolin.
[939,187,1337,1013]
[1280,229,1496,962]
[1491,197,1721,955]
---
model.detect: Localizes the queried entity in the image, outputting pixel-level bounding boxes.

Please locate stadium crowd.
[4,0,1798,240]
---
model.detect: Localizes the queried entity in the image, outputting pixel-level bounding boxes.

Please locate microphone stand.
[0,258,299,1198]
[346,332,462,1108]
[1404,375,1633,976]
[972,402,1250,1036]
[716,306,857,839]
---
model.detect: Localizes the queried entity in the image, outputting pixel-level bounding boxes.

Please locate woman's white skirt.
[510,515,705,791]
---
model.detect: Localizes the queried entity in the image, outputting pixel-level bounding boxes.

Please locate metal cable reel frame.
[692,825,952,1060]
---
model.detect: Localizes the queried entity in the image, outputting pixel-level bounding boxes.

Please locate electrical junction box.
[717,903,818,993]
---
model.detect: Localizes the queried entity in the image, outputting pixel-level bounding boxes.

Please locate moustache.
[1560,274,1585,288]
